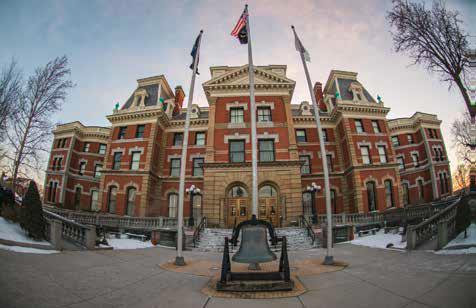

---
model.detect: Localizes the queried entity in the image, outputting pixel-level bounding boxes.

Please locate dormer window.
[348,81,367,103]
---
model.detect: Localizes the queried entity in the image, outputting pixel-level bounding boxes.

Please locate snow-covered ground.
[105,238,155,250]
[435,224,476,255]
[348,230,406,249]
[0,244,58,254]
[0,217,50,246]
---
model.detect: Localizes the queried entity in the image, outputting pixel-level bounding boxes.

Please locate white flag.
[294,32,310,62]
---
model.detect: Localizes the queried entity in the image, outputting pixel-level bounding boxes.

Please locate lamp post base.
[323,255,334,265]
[175,256,186,266]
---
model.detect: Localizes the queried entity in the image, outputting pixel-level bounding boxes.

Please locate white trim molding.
[225,101,248,111]
[224,132,250,144]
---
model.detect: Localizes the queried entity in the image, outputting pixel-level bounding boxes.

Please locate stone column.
[84,225,97,250]
[49,219,63,250]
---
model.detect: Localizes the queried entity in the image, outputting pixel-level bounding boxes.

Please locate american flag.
[231,7,248,44]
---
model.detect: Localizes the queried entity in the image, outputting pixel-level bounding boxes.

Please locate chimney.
[313,82,327,112]
[173,86,186,115]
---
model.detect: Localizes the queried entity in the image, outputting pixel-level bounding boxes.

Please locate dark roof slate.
[122,84,161,110]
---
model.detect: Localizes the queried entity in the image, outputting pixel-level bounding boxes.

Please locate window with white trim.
[372,120,381,133]
[130,151,141,170]
[360,146,371,165]
[230,107,244,123]
[377,146,387,163]
[170,158,181,176]
[355,119,364,133]
[257,106,272,122]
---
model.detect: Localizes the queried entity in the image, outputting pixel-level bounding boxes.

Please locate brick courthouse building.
[44,65,452,227]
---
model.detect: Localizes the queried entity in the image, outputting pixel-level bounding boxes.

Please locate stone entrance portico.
[202,161,303,227]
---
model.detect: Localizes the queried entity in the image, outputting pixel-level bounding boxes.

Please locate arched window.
[48,181,53,202]
[366,181,377,212]
[168,193,178,218]
[108,186,118,214]
[259,185,277,198]
[302,192,313,216]
[193,194,202,222]
[418,179,424,200]
[330,189,337,214]
[74,187,82,210]
[126,187,136,216]
[228,185,248,198]
[402,183,410,206]
[90,190,99,211]
[384,180,394,208]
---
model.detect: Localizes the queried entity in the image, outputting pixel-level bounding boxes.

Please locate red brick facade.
[44,67,451,227]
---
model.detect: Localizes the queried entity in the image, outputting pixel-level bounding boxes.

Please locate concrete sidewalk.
[0,244,474,308]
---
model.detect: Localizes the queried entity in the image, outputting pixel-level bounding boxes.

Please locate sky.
[0,0,475,180]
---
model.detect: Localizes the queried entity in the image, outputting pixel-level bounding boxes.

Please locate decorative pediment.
[204,65,295,88]
[203,65,296,104]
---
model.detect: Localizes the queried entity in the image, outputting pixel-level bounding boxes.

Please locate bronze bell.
[232,224,277,264]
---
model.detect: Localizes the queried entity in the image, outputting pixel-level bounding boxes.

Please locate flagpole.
[245,5,259,217]
[175,30,203,266]
[292,26,333,265]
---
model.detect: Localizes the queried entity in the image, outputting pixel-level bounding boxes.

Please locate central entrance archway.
[259,184,280,227]
[226,184,250,228]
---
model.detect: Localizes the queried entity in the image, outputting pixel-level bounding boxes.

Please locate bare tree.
[387,0,473,116]
[453,164,469,191]
[6,56,73,192]
[0,60,22,142]
[451,111,474,164]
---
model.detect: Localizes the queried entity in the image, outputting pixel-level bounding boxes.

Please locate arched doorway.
[226,184,249,228]
[259,184,280,226]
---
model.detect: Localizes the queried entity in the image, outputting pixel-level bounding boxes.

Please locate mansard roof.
[172,110,209,120]
[121,75,175,110]
[324,70,376,103]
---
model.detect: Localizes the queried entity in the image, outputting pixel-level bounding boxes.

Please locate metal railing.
[193,216,207,247]
[406,197,460,250]
[299,215,316,244]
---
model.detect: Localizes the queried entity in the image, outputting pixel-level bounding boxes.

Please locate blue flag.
[190,33,200,75]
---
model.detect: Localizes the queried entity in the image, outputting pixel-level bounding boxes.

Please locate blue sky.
[0,0,475,175]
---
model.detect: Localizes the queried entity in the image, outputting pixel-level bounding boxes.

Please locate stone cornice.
[169,118,209,127]
[106,107,170,128]
[336,102,390,115]
[203,160,302,169]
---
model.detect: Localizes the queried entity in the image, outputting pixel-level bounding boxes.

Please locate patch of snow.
[106,238,155,250]
[0,244,58,254]
[444,224,476,248]
[348,230,406,249]
[435,247,476,255]
[0,217,50,246]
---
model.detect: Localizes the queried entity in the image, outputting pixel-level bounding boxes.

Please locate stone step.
[194,227,320,252]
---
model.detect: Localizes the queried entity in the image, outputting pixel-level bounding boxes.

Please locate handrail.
[192,216,207,247]
[406,197,461,250]
[299,215,316,244]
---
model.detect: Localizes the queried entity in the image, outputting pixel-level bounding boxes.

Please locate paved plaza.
[0,244,475,308]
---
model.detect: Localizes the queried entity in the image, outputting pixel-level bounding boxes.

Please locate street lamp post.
[186,185,200,227]
[306,182,321,224]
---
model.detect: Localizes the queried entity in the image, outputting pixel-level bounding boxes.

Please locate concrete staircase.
[194,227,320,252]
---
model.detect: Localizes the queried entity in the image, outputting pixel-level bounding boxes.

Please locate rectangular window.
[259,139,275,162]
[52,157,57,171]
[412,153,419,167]
[193,158,204,177]
[391,136,400,147]
[170,158,181,176]
[195,132,206,146]
[135,124,145,138]
[83,143,90,152]
[257,106,272,122]
[322,129,328,142]
[173,133,183,146]
[397,157,405,170]
[94,164,102,178]
[377,146,387,163]
[407,134,414,144]
[130,151,141,170]
[229,140,245,163]
[78,162,86,176]
[360,146,371,165]
[230,107,244,123]
[118,126,127,139]
[113,152,122,170]
[326,154,334,172]
[56,139,62,148]
[296,129,307,142]
[428,129,434,139]
[418,179,424,200]
[299,155,311,174]
[98,143,107,155]
[372,120,381,133]
[56,158,62,171]
[355,119,364,133]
